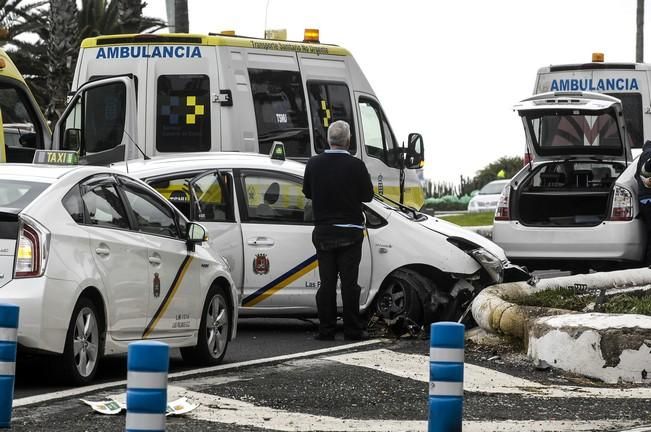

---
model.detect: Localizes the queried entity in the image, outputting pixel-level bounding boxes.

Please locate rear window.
[0,180,49,211]
[606,92,643,149]
[523,109,624,156]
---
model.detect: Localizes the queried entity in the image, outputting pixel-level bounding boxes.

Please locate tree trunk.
[47,0,79,123]
[174,0,188,33]
[637,0,644,62]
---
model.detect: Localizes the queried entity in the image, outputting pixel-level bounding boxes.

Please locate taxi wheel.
[181,286,230,366]
[60,297,103,385]
[376,269,425,327]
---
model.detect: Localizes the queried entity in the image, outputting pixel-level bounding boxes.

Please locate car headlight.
[446,236,504,283]
[468,248,504,283]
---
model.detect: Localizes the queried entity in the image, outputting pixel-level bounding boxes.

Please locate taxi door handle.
[95,247,110,256]
[148,256,161,265]
[247,237,275,247]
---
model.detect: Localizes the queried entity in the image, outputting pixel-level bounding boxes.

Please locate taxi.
[0,154,237,385]
[114,146,528,331]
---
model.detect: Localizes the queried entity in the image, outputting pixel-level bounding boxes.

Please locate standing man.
[636,140,651,264]
[302,120,374,341]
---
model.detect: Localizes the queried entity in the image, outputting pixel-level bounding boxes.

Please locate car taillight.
[609,185,634,221]
[523,153,533,166]
[494,186,511,221]
[14,218,49,278]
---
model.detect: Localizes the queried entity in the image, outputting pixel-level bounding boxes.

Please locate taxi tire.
[181,286,230,366]
[376,269,427,328]
[59,297,103,386]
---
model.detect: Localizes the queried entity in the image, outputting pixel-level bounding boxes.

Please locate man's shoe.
[344,331,369,341]
[314,333,335,341]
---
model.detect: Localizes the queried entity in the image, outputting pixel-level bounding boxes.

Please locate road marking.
[12,339,381,408]
[327,349,651,399]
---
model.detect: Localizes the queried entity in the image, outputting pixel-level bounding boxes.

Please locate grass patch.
[438,211,494,227]
[515,287,651,315]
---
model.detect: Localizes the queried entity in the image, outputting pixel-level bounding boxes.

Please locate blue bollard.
[428,322,464,432]
[126,341,169,432]
[0,304,18,429]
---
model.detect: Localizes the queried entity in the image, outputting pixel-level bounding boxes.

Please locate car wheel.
[181,286,230,366]
[60,297,102,385]
[375,269,427,330]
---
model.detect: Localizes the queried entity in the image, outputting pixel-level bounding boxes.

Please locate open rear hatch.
[513,92,631,227]
[0,210,19,288]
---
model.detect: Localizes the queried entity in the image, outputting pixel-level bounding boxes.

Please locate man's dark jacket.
[302,151,374,227]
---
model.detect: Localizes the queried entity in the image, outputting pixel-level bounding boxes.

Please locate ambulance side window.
[60,82,127,163]
[358,98,400,168]
[606,92,643,149]
[156,75,211,153]
[307,81,356,154]
[238,171,311,224]
[248,69,309,158]
[0,84,43,154]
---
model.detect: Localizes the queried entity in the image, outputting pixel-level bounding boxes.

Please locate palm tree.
[78,0,165,39]
[174,0,188,33]
[636,0,644,62]
[46,0,79,122]
[0,0,47,47]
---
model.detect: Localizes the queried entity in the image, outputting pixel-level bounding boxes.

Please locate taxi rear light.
[494,185,511,221]
[14,219,49,278]
[523,152,533,166]
[609,185,633,221]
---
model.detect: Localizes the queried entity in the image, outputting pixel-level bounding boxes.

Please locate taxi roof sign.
[33,150,79,165]
[270,141,286,161]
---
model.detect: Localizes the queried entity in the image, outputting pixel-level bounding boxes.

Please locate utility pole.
[637,0,644,62]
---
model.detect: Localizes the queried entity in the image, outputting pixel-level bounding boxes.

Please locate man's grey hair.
[327,120,351,148]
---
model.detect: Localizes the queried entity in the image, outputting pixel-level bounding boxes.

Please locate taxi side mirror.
[186,222,207,252]
[405,133,424,169]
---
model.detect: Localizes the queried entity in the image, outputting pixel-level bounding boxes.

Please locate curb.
[471,267,651,382]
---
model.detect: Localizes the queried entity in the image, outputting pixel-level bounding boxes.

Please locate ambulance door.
[146,45,219,157]
[245,51,310,158]
[593,69,648,151]
[117,175,199,340]
[236,169,317,313]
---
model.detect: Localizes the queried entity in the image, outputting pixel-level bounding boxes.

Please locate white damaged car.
[114,149,528,331]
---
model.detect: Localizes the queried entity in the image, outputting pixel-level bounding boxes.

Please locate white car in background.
[114,149,529,332]
[493,92,644,269]
[0,160,237,385]
[467,179,510,213]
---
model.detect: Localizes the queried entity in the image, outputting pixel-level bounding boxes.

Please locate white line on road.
[327,349,651,399]
[12,339,381,408]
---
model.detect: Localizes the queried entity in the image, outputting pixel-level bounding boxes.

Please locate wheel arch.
[77,286,107,335]
[210,276,235,341]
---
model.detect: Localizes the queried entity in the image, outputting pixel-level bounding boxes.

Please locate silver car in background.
[492,92,644,269]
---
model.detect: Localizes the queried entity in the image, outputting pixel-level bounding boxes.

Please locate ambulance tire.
[59,297,103,386]
[181,286,230,366]
[376,269,427,332]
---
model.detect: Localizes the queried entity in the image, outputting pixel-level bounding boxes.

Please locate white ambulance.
[56,31,426,208]
[534,53,651,154]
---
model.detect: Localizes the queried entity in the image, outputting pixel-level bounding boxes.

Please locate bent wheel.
[375,269,426,329]
[181,286,230,366]
[60,297,102,385]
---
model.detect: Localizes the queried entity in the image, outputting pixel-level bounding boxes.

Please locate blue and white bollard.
[428,322,464,432]
[126,341,169,432]
[0,304,18,429]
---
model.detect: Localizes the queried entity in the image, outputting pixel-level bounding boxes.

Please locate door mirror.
[187,222,207,243]
[405,133,424,169]
[63,129,81,151]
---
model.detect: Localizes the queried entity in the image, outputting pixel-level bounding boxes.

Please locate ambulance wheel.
[60,297,103,386]
[181,286,230,366]
[375,269,426,332]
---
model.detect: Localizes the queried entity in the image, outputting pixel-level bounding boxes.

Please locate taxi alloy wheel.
[376,269,426,326]
[61,297,102,385]
[181,286,230,365]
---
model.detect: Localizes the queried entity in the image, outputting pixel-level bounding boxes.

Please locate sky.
[143,0,642,183]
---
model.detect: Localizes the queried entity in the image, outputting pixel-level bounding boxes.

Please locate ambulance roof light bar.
[592,52,604,62]
[303,28,319,43]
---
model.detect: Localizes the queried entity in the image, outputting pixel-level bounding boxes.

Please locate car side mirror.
[186,222,207,252]
[405,133,424,169]
[63,128,81,151]
[19,132,37,149]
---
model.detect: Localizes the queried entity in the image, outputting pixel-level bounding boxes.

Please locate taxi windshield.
[0,179,49,211]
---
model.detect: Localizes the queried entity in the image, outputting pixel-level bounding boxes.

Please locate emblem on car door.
[253,254,270,275]
[153,272,161,297]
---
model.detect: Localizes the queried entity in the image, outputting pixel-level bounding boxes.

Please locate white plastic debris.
[80,397,200,416]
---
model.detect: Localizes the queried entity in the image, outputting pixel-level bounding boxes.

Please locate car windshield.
[479,182,507,195]
[523,108,623,156]
[0,179,49,211]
